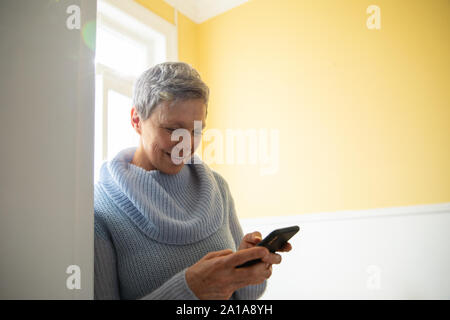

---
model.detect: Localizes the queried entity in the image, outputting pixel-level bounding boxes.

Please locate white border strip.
[240,202,450,227]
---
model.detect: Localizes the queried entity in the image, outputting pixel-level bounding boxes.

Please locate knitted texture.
[94,147,266,300]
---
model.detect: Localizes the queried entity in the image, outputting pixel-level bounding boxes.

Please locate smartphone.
[235,225,300,268]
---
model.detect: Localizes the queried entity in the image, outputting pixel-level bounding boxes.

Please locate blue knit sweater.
[94,147,267,300]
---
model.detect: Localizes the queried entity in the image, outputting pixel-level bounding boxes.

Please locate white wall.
[0,0,96,299]
[240,203,450,299]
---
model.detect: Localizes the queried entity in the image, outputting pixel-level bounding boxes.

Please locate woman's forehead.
[155,100,206,127]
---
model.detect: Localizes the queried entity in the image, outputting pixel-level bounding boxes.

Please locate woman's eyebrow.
[166,121,206,129]
[163,121,183,128]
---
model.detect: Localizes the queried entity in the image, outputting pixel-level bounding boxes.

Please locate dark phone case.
[235,225,300,268]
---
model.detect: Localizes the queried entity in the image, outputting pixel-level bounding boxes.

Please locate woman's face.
[131,98,206,175]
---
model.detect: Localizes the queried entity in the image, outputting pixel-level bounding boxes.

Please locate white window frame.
[97,0,178,63]
[95,0,177,180]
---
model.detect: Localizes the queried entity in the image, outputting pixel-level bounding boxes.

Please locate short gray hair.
[132,62,210,120]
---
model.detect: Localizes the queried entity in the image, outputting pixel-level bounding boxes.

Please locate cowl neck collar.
[98,147,224,245]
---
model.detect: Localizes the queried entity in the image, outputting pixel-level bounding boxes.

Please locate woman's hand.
[185,231,293,300]
[185,247,272,300]
[238,231,292,267]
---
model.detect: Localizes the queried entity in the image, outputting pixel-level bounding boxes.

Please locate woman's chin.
[162,165,184,175]
[161,159,185,175]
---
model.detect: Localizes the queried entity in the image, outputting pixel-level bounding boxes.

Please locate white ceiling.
[164,0,250,24]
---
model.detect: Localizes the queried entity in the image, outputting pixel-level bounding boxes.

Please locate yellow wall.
[137,0,450,218]
[196,0,450,218]
[134,0,174,24]
[177,11,199,70]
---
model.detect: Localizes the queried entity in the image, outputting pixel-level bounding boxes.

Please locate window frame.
[94,0,177,181]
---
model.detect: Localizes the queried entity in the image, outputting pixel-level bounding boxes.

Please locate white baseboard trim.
[240,202,450,227]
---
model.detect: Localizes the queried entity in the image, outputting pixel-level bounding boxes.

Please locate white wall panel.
[0,0,96,299]
[241,203,450,299]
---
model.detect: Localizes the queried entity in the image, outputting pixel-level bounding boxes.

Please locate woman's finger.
[261,252,282,265]
[239,232,263,250]
[227,246,268,267]
[278,242,292,252]
[243,231,262,245]
[204,249,233,260]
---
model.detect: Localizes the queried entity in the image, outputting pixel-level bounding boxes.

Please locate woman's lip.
[166,151,190,160]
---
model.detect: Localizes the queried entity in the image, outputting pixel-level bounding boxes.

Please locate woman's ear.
[131,107,142,135]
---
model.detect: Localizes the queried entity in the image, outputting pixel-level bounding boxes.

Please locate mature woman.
[94,62,291,300]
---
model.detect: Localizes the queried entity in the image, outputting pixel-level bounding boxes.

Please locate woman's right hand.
[185,247,272,300]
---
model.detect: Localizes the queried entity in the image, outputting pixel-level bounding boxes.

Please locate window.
[94,0,177,182]
[107,90,135,158]
[96,25,148,77]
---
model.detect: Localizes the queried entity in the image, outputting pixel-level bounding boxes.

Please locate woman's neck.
[130,145,156,171]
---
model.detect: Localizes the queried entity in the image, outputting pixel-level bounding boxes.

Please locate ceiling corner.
[165,0,250,24]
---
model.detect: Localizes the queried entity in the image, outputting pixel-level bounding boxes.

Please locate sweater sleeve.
[94,218,121,300]
[94,215,199,300]
[217,175,267,300]
[139,268,198,300]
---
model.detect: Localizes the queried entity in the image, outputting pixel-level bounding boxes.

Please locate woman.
[94,62,291,300]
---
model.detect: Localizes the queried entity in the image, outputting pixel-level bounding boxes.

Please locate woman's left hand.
[238,232,292,267]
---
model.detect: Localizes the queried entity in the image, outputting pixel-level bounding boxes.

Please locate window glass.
[107,89,139,160]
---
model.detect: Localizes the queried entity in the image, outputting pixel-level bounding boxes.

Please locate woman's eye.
[165,128,176,133]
